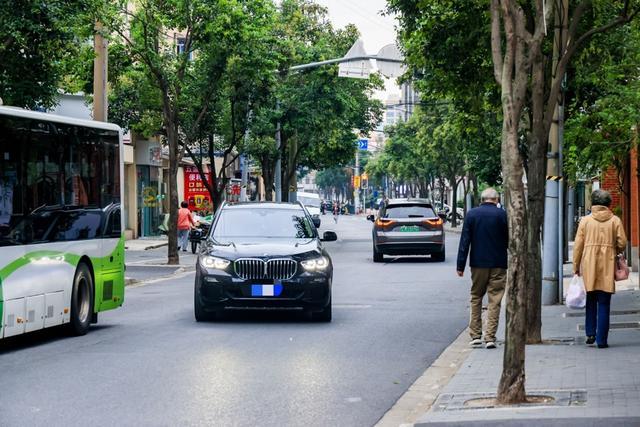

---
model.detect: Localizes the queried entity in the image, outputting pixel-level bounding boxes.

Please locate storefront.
[135,139,163,237]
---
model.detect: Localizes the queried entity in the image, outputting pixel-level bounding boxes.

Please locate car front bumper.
[195,266,331,312]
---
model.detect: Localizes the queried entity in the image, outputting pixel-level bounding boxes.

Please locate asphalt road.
[0,216,470,427]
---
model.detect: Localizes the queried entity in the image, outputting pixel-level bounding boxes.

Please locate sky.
[312,0,401,101]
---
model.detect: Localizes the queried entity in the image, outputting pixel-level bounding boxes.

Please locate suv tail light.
[375,218,396,228]
[423,218,443,227]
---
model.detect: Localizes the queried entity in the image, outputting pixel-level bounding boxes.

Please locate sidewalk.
[124,236,197,285]
[380,263,640,425]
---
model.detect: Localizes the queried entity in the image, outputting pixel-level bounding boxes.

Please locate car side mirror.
[366,214,375,222]
[438,212,447,220]
[322,231,337,242]
[312,217,321,228]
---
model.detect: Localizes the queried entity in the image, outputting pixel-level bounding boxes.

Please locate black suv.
[194,202,337,322]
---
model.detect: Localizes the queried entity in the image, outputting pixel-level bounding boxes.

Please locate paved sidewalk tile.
[415,289,640,425]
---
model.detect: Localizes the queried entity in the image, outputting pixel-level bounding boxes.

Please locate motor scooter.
[189,217,211,254]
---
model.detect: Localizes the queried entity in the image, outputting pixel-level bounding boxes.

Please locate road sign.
[358,139,368,150]
[354,175,361,188]
[338,39,372,79]
[376,44,407,78]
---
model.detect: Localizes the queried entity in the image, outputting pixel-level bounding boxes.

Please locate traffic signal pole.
[542,0,568,305]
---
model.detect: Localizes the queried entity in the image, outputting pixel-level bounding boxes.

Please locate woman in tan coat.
[573,190,627,348]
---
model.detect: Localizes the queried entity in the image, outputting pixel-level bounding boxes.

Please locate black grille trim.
[234,258,297,281]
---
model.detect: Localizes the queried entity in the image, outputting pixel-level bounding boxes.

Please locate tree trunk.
[166,122,180,265]
[449,174,459,228]
[261,156,274,201]
[497,115,528,404]
[492,0,529,404]
[525,57,546,344]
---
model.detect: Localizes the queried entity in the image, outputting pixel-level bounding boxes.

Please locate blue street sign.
[358,139,368,150]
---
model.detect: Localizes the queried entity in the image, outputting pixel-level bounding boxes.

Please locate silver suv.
[367,199,445,262]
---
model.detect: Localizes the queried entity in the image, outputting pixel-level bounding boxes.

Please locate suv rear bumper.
[375,241,444,255]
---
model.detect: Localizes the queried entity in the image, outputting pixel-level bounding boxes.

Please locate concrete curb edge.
[375,327,473,427]
[124,266,195,287]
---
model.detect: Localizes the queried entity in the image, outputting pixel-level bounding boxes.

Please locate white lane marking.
[345,397,363,403]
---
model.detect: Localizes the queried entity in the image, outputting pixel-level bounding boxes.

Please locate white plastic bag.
[565,274,586,309]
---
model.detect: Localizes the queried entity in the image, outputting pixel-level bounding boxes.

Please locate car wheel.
[194,285,217,322]
[313,298,332,322]
[68,263,94,336]
[373,246,384,263]
[191,240,198,254]
[432,249,446,262]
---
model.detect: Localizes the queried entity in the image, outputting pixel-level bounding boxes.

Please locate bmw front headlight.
[200,255,231,270]
[301,256,329,271]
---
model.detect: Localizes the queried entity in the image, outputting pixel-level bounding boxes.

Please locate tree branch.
[491,0,504,85]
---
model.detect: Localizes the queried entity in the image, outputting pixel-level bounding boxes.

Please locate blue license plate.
[251,283,283,297]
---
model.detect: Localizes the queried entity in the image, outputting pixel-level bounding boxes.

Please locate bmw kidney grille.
[234,258,297,281]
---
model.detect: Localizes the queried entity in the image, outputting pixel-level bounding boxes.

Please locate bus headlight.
[301,256,329,271]
[200,255,230,270]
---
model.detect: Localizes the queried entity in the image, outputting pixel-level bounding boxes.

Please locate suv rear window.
[383,204,436,219]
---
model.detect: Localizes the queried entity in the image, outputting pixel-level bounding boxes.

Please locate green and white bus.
[0,106,125,339]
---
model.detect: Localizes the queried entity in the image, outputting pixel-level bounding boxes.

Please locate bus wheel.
[69,263,94,336]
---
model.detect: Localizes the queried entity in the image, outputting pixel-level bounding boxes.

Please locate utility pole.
[355,149,360,213]
[542,0,568,305]
[93,22,108,122]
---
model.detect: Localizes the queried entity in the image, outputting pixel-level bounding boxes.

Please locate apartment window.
[176,37,193,60]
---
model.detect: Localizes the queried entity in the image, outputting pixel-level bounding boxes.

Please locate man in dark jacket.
[456,188,508,349]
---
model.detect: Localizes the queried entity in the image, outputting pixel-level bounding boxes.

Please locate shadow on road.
[383,256,444,264]
[195,309,328,325]
[0,324,116,354]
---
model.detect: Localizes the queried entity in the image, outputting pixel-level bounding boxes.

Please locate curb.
[375,328,473,427]
[124,265,195,287]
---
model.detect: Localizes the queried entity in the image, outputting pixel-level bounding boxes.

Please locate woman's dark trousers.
[585,290,612,346]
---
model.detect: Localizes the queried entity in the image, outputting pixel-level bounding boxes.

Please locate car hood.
[204,237,323,259]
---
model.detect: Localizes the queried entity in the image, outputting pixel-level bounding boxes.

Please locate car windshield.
[212,208,316,240]
[383,205,436,219]
[298,196,321,208]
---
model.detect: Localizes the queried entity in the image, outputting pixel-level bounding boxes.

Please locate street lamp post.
[273,40,405,204]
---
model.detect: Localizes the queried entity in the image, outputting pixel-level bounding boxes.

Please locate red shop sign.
[183,165,213,211]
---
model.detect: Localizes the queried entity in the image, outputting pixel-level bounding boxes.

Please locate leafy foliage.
[0,0,98,108]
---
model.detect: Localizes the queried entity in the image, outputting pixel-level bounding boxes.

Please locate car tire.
[432,249,446,262]
[191,240,198,254]
[194,285,218,322]
[313,298,332,322]
[373,246,384,263]
[68,263,94,336]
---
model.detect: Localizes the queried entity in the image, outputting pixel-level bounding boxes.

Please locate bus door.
[99,207,125,311]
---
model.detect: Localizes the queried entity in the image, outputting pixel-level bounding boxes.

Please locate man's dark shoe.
[586,336,596,345]
[597,343,609,349]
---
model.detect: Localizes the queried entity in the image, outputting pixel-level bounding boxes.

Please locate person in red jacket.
[178,201,196,252]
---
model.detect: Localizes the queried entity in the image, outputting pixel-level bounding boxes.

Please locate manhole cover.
[578,322,640,331]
